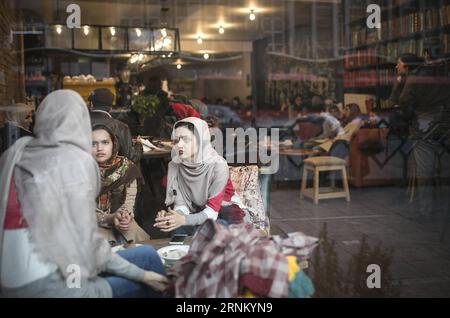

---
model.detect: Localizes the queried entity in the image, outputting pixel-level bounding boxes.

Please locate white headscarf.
[0,90,112,285]
[165,117,229,211]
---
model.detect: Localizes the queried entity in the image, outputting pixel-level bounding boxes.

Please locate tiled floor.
[269,184,450,297]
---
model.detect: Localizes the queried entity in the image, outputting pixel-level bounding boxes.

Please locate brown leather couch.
[348,128,404,187]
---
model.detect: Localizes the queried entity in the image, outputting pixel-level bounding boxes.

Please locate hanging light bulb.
[203,53,210,60]
[161,28,167,38]
[110,27,116,36]
[83,25,90,36]
[197,35,203,44]
[135,28,142,37]
[55,25,62,35]
[176,63,182,70]
[218,26,225,34]
[249,9,256,21]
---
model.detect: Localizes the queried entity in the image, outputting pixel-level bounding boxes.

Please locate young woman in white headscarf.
[0,90,168,297]
[154,117,245,234]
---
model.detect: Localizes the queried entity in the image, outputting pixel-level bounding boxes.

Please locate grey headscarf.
[165,117,229,212]
[0,90,112,286]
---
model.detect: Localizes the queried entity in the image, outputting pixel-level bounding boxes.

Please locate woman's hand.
[113,211,131,231]
[154,208,186,232]
[142,271,170,292]
[118,212,132,231]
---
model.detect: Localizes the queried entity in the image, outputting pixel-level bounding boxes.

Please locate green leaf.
[131,94,160,120]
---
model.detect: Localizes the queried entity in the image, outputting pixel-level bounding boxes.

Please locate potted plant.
[131,94,160,125]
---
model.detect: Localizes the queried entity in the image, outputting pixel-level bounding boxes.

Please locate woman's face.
[396,59,407,75]
[91,129,113,163]
[174,126,198,162]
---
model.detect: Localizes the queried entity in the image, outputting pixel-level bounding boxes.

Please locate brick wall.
[0,0,25,106]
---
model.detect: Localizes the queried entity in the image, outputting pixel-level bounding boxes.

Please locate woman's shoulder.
[211,158,229,175]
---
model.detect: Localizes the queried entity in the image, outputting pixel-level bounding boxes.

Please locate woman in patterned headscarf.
[92,124,149,243]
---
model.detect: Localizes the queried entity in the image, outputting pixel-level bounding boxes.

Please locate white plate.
[111,243,142,253]
[157,245,189,265]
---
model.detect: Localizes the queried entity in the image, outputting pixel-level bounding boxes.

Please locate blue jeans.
[104,245,166,298]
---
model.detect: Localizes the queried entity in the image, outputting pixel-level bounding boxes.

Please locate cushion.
[229,165,270,234]
[304,156,346,167]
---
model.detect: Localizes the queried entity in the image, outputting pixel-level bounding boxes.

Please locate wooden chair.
[300,156,351,204]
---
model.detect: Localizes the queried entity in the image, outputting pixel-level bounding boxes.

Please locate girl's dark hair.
[342,103,362,126]
[92,124,115,139]
[398,53,424,70]
[174,121,195,133]
[92,124,118,157]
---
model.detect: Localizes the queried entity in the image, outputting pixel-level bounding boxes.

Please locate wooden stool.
[300,156,351,204]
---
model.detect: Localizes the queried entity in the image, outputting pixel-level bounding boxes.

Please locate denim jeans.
[104,245,165,298]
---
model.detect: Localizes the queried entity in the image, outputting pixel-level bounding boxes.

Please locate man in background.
[89,88,142,164]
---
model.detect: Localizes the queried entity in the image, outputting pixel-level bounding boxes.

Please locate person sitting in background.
[298,103,344,149]
[231,96,243,111]
[0,104,33,154]
[92,124,150,244]
[154,117,246,235]
[328,105,341,121]
[89,88,142,164]
[0,90,167,298]
[170,102,202,120]
[315,103,364,159]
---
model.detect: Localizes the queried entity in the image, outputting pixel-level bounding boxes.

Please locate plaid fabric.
[168,220,318,298]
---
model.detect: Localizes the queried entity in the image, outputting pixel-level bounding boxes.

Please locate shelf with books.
[348,4,450,48]
[347,0,449,27]
[343,1,450,110]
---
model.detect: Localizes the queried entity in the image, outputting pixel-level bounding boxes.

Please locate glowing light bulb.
[55,25,62,35]
[218,26,225,34]
[135,28,141,37]
[197,36,203,44]
[203,53,210,60]
[110,27,116,36]
[177,64,182,70]
[249,10,256,21]
[161,28,167,38]
[83,25,90,36]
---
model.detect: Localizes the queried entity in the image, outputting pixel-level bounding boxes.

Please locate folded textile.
[168,220,318,298]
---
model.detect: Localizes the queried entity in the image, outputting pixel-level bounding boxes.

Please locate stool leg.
[300,165,307,199]
[314,167,319,204]
[342,167,351,202]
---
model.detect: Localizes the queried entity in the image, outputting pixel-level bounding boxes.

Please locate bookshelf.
[343,0,450,110]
